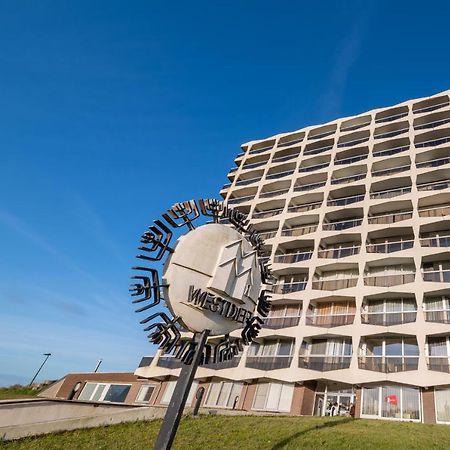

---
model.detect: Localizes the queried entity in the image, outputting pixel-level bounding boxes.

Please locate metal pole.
[93,359,103,373]
[153,330,210,450]
[28,353,51,386]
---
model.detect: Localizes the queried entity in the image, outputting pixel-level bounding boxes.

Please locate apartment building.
[131,90,450,423]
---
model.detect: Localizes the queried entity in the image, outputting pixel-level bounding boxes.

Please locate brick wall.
[422,388,436,424]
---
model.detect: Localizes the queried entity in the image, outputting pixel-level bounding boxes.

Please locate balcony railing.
[273,281,307,294]
[303,144,334,156]
[334,154,368,165]
[373,144,409,158]
[364,273,415,287]
[260,188,290,199]
[266,169,295,180]
[278,137,303,148]
[221,183,231,190]
[417,178,450,192]
[414,117,450,130]
[420,236,450,247]
[366,240,414,253]
[415,136,450,149]
[258,230,278,240]
[295,181,326,192]
[375,111,409,123]
[202,357,241,370]
[414,101,450,114]
[427,357,450,373]
[424,310,450,323]
[157,356,182,369]
[341,121,371,132]
[312,278,358,290]
[419,205,450,217]
[318,246,360,259]
[422,270,450,282]
[281,224,318,237]
[371,164,411,178]
[331,173,366,185]
[370,186,411,200]
[323,218,362,231]
[327,194,364,207]
[305,314,355,327]
[287,201,322,213]
[242,160,267,170]
[245,356,293,370]
[253,208,284,219]
[274,251,313,264]
[249,145,273,155]
[299,356,351,371]
[374,127,409,140]
[368,211,413,224]
[358,356,419,372]
[228,194,254,205]
[416,156,450,169]
[263,316,301,329]
[337,137,369,148]
[235,176,260,187]
[361,311,417,326]
[298,162,329,173]
[272,153,299,163]
[138,356,154,368]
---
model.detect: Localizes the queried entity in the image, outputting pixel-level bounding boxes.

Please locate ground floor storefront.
[46,373,450,425]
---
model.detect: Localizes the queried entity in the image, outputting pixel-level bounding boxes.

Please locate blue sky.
[0,0,449,386]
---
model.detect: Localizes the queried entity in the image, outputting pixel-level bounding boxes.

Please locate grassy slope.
[0,387,38,401]
[3,416,450,450]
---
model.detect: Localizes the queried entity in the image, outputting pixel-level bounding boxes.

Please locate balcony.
[138,356,154,368]
[312,278,358,290]
[420,235,450,248]
[424,310,450,324]
[415,128,450,149]
[288,201,322,214]
[413,95,449,115]
[242,160,267,171]
[422,270,450,282]
[318,246,360,259]
[375,106,409,124]
[260,187,290,199]
[263,315,301,329]
[202,358,241,370]
[157,356,182,369]
[341,115,371,132]
[364,273,415,287]
[323,218,362,231]
[368,210,413,224]
[281,224,318,237]
[253,208,284,219]
[272,152,299,164]
[414,117,450,131]
[235,175,261,187]
[417,178,450,192]
[274,251,313,264]
[299,356,351,371]
[358,356,419,372]
[258,230,278,240]
[305,313,355,327]
[273,281,307,294]
[334,153,368,165]
[249,141,275,155]
[419,204,450,217]
[416,156,450,169]
[331,173,366,185]
[228,194,255,205]
[373,137,410,157]
[266,169,295,180]
[370,186,411,200]
[374,125,409,140]
[427,357,450,373]
[278,132,305,148]
[327,193,364,207]
[366,240,414,254]
[245,356,292,370]
[304,139,334,156]
[299,161,329,173]
[372,164,411,178]
[308,124,337,140]
[337,130,370,148]
[294,180,326,192]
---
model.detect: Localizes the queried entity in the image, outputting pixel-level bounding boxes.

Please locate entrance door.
[314,394,324,416]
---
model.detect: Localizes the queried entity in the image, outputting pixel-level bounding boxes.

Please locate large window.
[424,296,450,323]
[160,380,198,405]
[435,388,450,423]
[248,339,294,357]
[78,382,131,403]
[361,385,420,421]
[204,381,243,408]
[252,382,294,413]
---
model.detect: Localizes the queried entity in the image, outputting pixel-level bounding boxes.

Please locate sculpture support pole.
[153,330,210,450]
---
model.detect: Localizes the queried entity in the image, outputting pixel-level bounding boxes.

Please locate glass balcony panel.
[334,154,368,165]
[298,356,351,371]
[372,165,410,177]
[368,211,412,224]
[274,251,313,264]
[287,202,321,213]
[420,236,450,247]
[424,310,450,323]
[260,188,290,199]
[263,316,301,329]
[374,128,409,140]
[423,270,450,282]
[253,208,284,219]
[413,100,449,114]
[416,156,450,169]
[370,186,411,200]
[245,356,292,370]
[364,273,415,287]
[373,145,409,158]
[281,225,317,236]
[366,240,414,253]
[228,195,255,205]
[202,358,241,370]
[375,112,408,123]
[414,117,450,130]
[331,173,366,185]
[361,311,416,326]
[416,136,450,149]
[157,356,183,369]
[273,281,307,294]
[242,161,267,170]
[323,219,362,231]
[236,176,260,186]
[419,205,450,217]
[327,194,364,206]
[358,356,419,372]
[428,357,450,373]
[294,181,326,192]
[317,246,360,258]
[417,179,450,192]
[266,170,295,180]
[298,162,329,173]
[305,314,355,327]
[312,278,358,290]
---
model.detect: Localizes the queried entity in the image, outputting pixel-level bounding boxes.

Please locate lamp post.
[93,359,103,373]
[28,353,51,386]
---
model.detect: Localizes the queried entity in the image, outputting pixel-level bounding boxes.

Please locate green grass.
[0,386,39,401]
[4,415,450,449]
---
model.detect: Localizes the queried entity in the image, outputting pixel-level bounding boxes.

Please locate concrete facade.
[139,90,449,423]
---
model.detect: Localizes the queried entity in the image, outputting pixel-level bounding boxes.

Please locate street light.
[28,353,52,386]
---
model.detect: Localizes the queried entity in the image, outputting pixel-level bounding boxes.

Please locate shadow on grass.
[271,417,354,450]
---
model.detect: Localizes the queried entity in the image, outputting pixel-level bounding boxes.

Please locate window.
[78,382,131,403]
[308,339,352,356]
[252,382,294,412]
[136,385,156,403]
[361,385,420,421]
[204,381,243,408]
[160,380,198,405]
[435,388,450,423]
[248,339,294,357]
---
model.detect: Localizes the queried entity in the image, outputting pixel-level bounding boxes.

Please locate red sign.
[385,395,398,406]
